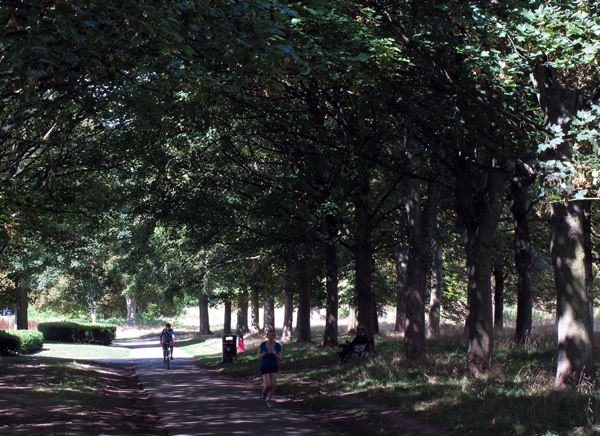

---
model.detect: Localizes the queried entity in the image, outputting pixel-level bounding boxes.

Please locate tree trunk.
[403,150,441,360]
[264,292,275,334]
[511,175,533,342]
[236,291,249,335]
[199,280,212,335]
[530,62,594,388]
[493,265,504,331]
[428,238,443,338]
[282,290,294,341]
[353,193,374,342]
[462,168,505,372]
[321,242,339,346]
[250,285,260,334]
[15,278,28,330]
[551,200,595,388]
[373,306,380,334]
[126,294,136,327]
[347,303,356,334]
[90,299,98,324]
[223,301,232,334]
[393,245,408,333]
[296,248,311,343]
[281,258,295,341]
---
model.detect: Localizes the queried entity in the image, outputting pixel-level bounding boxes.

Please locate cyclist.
[160,323,175,363]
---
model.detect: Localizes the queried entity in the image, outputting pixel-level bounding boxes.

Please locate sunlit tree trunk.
[126,294,137,327]
[551,200,594,388]
[531,62,594,388]
[223,301,232,334]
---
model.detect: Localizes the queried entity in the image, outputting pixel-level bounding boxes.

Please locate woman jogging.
[258,329,283,408]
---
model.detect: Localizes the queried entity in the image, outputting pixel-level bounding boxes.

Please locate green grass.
[36,342,130,360]
[184,327,600,436]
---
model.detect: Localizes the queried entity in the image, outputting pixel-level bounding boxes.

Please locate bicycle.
[162,341,172,369]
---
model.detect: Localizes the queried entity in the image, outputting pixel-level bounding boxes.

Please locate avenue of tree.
[2,0,600,389]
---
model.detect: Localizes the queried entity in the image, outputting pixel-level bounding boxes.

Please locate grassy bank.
[181,326,600,436]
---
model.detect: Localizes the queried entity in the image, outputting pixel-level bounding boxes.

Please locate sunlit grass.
[36,342,130,360]
[184,323,600,436]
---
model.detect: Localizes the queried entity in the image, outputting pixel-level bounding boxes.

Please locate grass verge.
[0,356,165,435]
[182,326,600,436]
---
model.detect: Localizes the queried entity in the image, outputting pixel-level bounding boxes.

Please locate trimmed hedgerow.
[0,330,44,354]
[38,322,116,345]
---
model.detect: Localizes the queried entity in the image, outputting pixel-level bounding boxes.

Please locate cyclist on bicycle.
[160,323,175,363]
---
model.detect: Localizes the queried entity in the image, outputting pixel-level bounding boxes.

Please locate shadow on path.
[101,339,335,436]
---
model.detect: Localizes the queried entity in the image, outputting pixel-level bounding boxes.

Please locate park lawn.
[183,327,600,436]
[35,341,131,360]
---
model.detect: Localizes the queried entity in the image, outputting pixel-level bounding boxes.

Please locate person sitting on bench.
[337,324,369,364]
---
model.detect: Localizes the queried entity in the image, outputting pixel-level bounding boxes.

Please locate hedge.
[0,330,44,355]
[38,322,116,345]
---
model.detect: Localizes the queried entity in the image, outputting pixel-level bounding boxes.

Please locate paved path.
[102,338,335,436]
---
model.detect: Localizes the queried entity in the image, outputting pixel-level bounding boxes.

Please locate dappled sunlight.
[91,337,337,435]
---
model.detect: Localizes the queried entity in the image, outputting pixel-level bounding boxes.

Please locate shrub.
[0,330,44,354]
[38,322,116,345]
[13,330,44,354]
[0,330,20,354]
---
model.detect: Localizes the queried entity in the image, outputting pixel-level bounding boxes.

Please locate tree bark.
[393,245,408,333]
[402,168,440,360]
[90,299,98,324]
[296,247,312,343]
[126,294,137,327]
[353,193,374,342]
[347,303,356,334]
[281,258,295,342]
[530,62,594,388]
[428,238,443,338]
[199,280,212,335]
[236,291,249,335]
[511,175,533,342]
[264,292,275,334]
[250,285,260,334]
[321,241,339,346]
[462,168,505,372]
[15,278,28,330]
[223,301,232,334]
[493,264,504,331]
[551,200,595,388]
